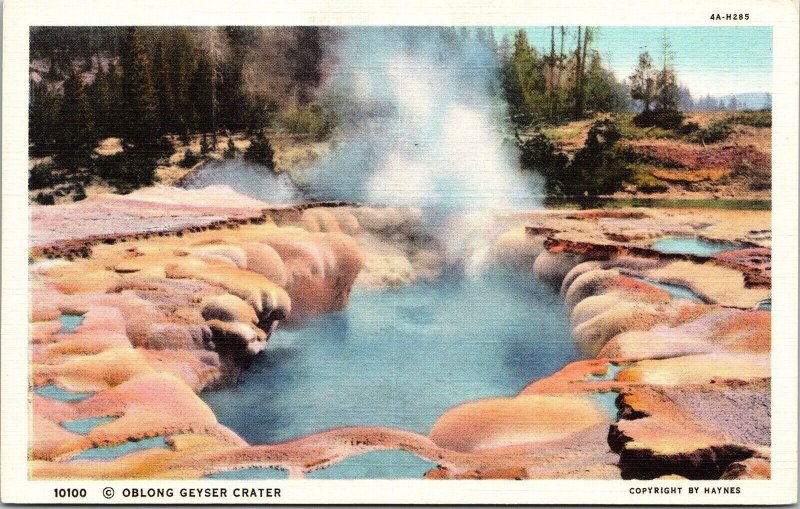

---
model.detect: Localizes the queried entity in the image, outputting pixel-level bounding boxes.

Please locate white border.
[2,0,798,504]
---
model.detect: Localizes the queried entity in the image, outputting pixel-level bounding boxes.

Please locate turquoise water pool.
[202,271,577,450]
[650,237,745,257]
[58,314,84,333]
[61,416,117,435]
[35,385,94,402]
[631,275,706,303]
[589,391,620,421]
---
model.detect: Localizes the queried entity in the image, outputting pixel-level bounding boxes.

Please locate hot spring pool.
[650,237,745,257]
[202,272,577,449]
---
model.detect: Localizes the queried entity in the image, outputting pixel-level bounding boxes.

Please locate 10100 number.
[54,488,87,498]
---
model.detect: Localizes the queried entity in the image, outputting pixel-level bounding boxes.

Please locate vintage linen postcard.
[2,0,797,504]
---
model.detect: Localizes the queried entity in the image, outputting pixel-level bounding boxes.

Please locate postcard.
[2,0,797,504]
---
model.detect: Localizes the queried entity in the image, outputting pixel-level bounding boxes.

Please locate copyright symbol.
[102,487,114,499]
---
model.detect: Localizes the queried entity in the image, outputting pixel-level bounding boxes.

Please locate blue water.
[208,467,288,480]
[631,276,705,303]
[202,272,577,446]
[757,299,771,311]
[35,385,94,402]
[62,416,117,435]
[589,391,620,421]
[59,314,84,333]
[71,436,168,461]
[650,237,744,257]
[586,363,625,381]
[307,450,434,479]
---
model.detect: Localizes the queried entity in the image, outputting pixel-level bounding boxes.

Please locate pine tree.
[629,52,656,112]
[196,28,228,146]
[547,26,557,121]
[499,35,526,125]
[511,30,545,123]
[190,51,214,135]
[89,63,111,138]
[653,34,680,113]
[54,67,94,169]
[244,130,275,170]
[119,27,158,150]
[153,39,176,133]
[218,27,251,132]
[106,61,123,134]
[654,67,679,112]
[170,28,196,136]
[29,79,61,156]
[200,132,210,154]
[572,27,592,118]
[224,135,237,158]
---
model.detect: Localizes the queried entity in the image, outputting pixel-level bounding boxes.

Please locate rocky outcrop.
[713,247,771,288]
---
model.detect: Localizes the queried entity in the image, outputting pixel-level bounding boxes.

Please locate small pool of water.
[58,314,85,333]
[61,416,117,435]
[757,299,771,311]
[589,391,620,421]
[631,276,705,303]
[35,385,94,402]
[71,436,168,461]
[650,237,745,257]
[307,450,434,479]
[202,272,577,446]
[207,467,288,480]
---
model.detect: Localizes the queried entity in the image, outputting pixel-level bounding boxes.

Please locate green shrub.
[633,109,684,130]
[726,110,771,128]
[677,121,700,135]
[91,152,156,192]
[34,192,55,205]
[179,149,200,168]
[29,162,57,190]
[569,121,631,195]
[523,119,632,197]
[244,131,276,170]
[223,137,238,159]
[72,185,87,202]
[519,133,568,172]
[688,121,733,144]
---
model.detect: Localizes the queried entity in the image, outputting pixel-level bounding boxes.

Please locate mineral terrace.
[29,186,770,480]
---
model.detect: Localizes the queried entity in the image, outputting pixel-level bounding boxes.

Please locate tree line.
[29,27,330,179]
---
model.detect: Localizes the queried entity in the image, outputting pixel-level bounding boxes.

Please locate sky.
[497,26,772,97]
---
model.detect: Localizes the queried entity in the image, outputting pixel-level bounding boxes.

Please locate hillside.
[534,110,771,200]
